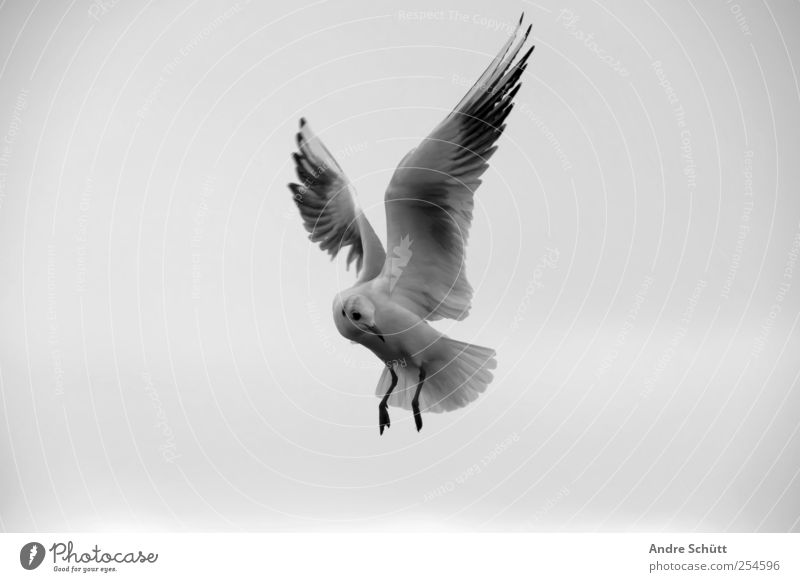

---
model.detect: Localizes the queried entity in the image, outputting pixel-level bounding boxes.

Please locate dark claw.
[412,400,423,432]
[379,404,391,435]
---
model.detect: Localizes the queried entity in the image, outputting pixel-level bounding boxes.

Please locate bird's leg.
[412,367,426,432]
[379,367,398,435]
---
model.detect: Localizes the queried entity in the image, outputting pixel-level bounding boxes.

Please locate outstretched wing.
[288,118,385,280]
[378,16,534,321]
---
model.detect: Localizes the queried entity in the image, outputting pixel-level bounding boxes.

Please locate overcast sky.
[0,0,798,532]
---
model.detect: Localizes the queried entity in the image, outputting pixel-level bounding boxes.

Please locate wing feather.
[288,118,385,279]
[378,16,534,320]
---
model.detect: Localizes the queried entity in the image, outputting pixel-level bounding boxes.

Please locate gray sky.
[0,0,799,532]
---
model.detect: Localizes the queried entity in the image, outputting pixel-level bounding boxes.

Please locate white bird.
[288,15,534,434]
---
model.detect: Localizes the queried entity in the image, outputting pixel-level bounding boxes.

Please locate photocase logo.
[20,542,45,570]
[388,234,413,293]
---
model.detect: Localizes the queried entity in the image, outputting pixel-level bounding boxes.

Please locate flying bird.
[288,15,534,434]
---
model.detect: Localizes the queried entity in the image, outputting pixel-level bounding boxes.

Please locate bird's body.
[288,15,535,433]
[333,282,431,366]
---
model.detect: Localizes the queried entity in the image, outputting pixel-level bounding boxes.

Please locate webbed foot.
[379,404,391,435]
[412,399,423,432]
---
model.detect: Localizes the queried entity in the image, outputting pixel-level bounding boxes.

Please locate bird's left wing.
[288,118,386,280]
[378,17,534,320]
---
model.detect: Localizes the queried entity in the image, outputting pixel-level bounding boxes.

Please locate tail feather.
[374,338,497,413]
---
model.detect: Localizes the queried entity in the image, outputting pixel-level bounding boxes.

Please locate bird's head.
[333,294,385,343]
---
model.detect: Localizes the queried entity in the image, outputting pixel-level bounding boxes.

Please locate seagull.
[288,15,534,434]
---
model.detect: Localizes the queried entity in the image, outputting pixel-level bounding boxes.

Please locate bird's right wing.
[378,17,533,321]
[288,118,386,280]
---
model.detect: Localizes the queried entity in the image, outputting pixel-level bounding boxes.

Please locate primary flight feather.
[288,15,534,434]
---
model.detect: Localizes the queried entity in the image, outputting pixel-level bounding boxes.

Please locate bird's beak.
[367,325,385,342]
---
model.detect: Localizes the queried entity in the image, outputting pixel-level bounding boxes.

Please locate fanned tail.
[374,338,497,413]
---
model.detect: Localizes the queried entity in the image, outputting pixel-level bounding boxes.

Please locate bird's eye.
[352,312,361,320]
[341,309,346,317]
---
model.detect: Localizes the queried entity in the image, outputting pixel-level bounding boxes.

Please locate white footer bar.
[1,533,797,581]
